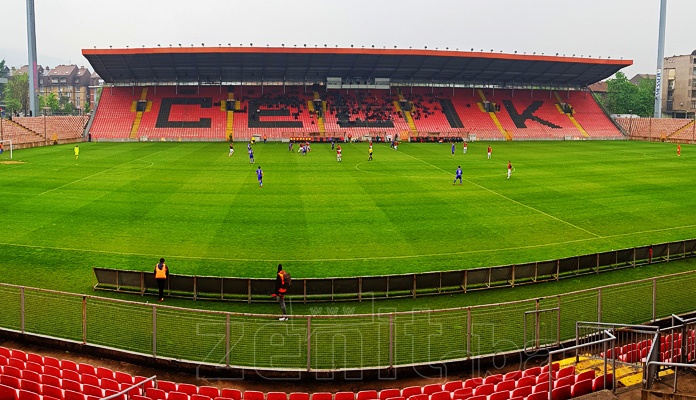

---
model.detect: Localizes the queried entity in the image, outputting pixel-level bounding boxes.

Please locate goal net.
[0,140,13,159]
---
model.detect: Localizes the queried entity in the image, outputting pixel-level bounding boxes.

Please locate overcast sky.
[1,0,693,80]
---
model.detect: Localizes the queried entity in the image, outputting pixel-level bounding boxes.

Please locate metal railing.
[3,269,696,373]
[93,239,696,303]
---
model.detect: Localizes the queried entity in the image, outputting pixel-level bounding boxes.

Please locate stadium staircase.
[395,90,418,136]
[312,92,326,135]
[129,88,149,139]
[667,119,695,139]
[224,93,235,141]
[477,90,512,140]
[552,92,589,138]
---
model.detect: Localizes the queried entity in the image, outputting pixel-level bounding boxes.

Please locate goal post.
[0,140,13,159]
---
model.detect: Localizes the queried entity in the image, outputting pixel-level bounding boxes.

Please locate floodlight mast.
[654,0,667,118]
[26,0,39,117]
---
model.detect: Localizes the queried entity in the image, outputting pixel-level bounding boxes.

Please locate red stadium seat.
[0,348,11,358]
[522,367,541,377]
[554,366,575,380]
[487,391,508,400]
[571,379,593,398]
[482,375,503,385]
[592,373,613,391]
[19,380,41,395]
[43,358,60,369]
[62,379,82,393]
[10,351,27,363]
[82,384,104,398]
[378,389,400,400]
[540,363,559,375]
[60,360,78,372]
[533,382,549,394]
[510,386,531,399]
[428,391,450,400]
[551,385,571,400]
[494,381,514,392]
[515,376,535,389]
[43,366,61,379]
[81,374,100,387]
[267,393,287,400]
[356,390,378,400]
[192,395,212,400]
[421,385,441,396]
[24,363,43,376]
[157,381,177,393]
[449,388,471,400]
[114,371,134,385]
[199,387,221,399]
[220,389,242,400]
[169,391,189,400]
[7,359,25,371]
[21,371,41,384]
[41,375,61,388]
[62,370,80,384]
[502,371,521,381]
[462,378,482,389]
[574,370,595,383]
[1,375,21,388]
[442,381,462,392]
[96,367,115,381]
[78,363,96,377]
[134,376,155,392]
[289,394,309,400]
[244,391,264,400]
[0,383,18,400]
[473,384,494,397]
[0,355,8,367]
[310,393,332,400]
[400,387,421,398]
[177,384,198,396]
[100,378,120,392]
[64,390,85,400]
[526,392,547,400]
[41,384,63,399]
[554,375,574,389]
[24,354,42,366]
[17,390,40,400]
[147,388,168,400]
[535,372,550,385]
[132,396,151,400]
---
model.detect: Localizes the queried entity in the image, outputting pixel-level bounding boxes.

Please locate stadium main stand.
[84,86,627,143]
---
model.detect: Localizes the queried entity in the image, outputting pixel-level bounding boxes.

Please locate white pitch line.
[38,151,163,196]
[398,150,601,238]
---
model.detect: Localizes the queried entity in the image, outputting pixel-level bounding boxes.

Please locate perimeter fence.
[93,240,696,302]
[2,269,696,373]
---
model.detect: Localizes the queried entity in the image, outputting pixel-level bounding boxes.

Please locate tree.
[601,72,655,117]
[39,92,60,113]
[3,73,29,115]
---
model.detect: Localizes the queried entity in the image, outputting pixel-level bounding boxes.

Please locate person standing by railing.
[273,264,290,321]
[154,258,169,302]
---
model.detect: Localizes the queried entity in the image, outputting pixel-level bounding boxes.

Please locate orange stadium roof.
[82,47,631,87]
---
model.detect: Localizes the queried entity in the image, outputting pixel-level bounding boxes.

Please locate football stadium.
[3,6,696,400]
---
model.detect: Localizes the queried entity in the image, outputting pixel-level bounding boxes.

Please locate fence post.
[389,313,395,369]
[225,313,230,367]
[306,316,312,372]
[597,288,602,323]
[466,307,472,358]
[557,296,561,345]
[652,278,657,322]
[82,296,87,344]
[20,287,25,334]
[152,305,157,357]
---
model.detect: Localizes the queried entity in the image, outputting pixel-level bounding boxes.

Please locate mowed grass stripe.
[0,140,695,296]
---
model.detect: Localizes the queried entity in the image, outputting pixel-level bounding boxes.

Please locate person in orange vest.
[154,258,169,302]
[273,263,290,320]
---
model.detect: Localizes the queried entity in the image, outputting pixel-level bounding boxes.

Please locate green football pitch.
[0,140,694,297]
